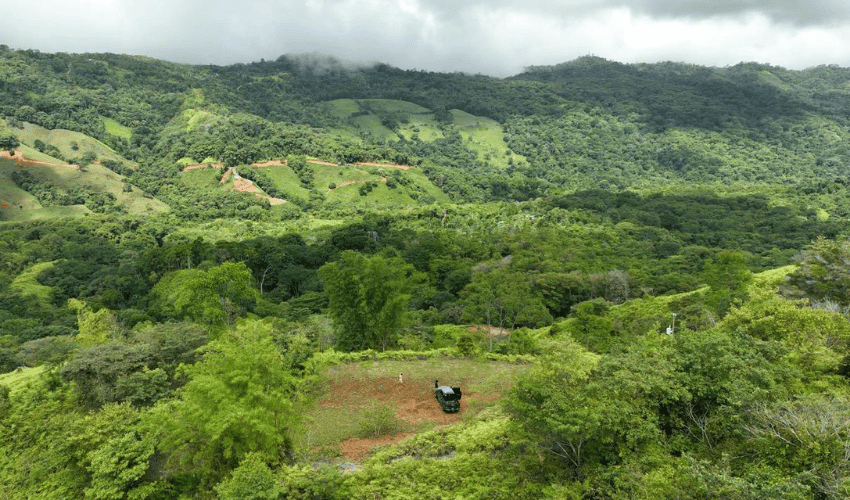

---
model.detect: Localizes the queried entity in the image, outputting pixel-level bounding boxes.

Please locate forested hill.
[1,47,849,207]
[4,47,850,499]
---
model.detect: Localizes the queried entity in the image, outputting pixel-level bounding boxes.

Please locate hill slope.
[1,48,849,219]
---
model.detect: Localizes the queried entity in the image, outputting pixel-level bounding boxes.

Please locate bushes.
[358,401,402,438]
[358,181,378,196]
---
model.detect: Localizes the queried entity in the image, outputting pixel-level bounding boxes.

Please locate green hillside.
[11,121,131,167]
[3,50,850,213]
[0,157,167,221]
[1,47,850,499]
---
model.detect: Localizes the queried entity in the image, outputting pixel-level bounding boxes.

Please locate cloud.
[2,0,849,76]
[629,0,850,26]
[415,0,850,26]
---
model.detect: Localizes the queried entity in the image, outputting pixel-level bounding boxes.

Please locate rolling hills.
[2,47,850,499]
[1,48,849,220]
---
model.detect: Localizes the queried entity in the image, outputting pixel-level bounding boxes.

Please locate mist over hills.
[2,46,849,211]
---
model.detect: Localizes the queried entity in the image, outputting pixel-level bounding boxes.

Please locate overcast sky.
[4,0,850,76]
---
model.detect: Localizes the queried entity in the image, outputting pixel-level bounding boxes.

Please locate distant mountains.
[1,47,849,219]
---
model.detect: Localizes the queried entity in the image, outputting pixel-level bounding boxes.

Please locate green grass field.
[314,161,451,208]
[0,366,47,395]
[350,114,397,141]
[9,261,56,307]
[167,108,226,134]
[102,117,132,140]
[452,110,524,170]
[0,158,167,221]
[16,143,67,164]
[358,99,431,114]
[325,98,446,142]
[0,158,40,212]
[11,121,134,167]
[179,167,224,191]
[262,165,311,203]
[324,99,362,120]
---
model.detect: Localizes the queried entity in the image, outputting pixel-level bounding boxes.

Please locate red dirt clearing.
[232,175,262,194]
[319,375,487,460]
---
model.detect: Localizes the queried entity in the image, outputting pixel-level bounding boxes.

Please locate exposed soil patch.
[338,432,418,461]
[0,150,79,169]
[218,167,233,185]
[320,375,477,460]
[182,162,223,171]
[253,159,287,167]
[232,175,262,194]
[468,325,511,337]
[224,169,286,205]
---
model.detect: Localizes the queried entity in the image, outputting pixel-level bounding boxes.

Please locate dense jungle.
[1,45,850,499]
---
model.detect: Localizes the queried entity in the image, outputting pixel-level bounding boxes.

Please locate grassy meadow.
[0,366,47,396]
[11,121,133,167]
[0,157,167,221]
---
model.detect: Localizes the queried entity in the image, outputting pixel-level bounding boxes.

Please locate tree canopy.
[318,251,421,351]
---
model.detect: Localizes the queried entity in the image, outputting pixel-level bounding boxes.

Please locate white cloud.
[2,0,849,75]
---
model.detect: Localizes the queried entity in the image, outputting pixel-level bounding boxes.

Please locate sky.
[4,0,850,76]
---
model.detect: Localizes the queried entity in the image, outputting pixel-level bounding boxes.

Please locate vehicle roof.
[437,386,456,395]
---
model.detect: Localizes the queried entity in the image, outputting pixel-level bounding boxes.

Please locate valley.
[1,48,849,499]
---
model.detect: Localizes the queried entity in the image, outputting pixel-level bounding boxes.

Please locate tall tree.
[318,251,420,351]
[702,250,753,318]
[461,267,552,349]
[0,131,19,153]
[786,237,850,306]
[150,262,259,326]
[506,339,601,481]
[147,322,299,488]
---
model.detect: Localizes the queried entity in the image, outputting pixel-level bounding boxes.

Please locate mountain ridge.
[1,46,849,220]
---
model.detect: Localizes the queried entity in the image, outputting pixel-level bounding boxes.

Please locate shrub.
[358,401,402,438]
[214,453,278,500]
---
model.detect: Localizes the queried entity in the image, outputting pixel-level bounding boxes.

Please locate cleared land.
[302,357,530,460]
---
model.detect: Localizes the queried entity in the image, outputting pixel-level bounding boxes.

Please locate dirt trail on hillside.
[325,176,387,194]
[254,159,287,167]
[183,162,223,171]
[0,150,79,169]
[218,167,233,184]
[213,167,285,204]
[182,158,412,171]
